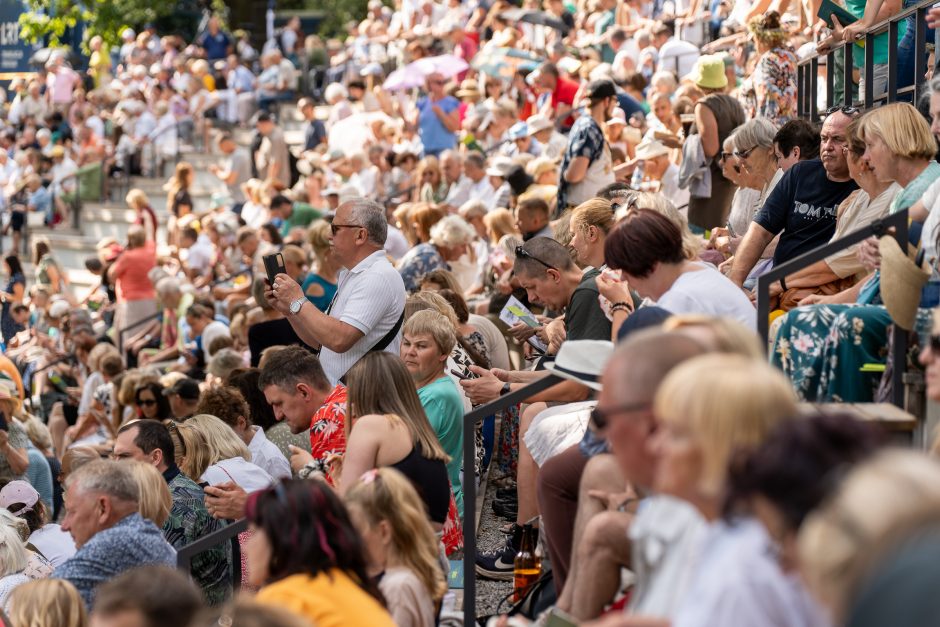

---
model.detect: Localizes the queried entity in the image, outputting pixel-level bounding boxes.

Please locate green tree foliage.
[303,0,368,37]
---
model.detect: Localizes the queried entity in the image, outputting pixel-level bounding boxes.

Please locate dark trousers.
[536,443,589,592]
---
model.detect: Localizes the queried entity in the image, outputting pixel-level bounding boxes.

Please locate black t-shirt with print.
[754,159,858,266]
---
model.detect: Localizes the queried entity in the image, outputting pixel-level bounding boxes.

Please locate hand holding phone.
[262,253,287,285]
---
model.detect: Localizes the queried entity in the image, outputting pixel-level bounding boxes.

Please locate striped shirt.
[320,250,405,385]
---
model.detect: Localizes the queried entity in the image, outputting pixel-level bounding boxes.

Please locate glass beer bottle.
[513,524,541,603]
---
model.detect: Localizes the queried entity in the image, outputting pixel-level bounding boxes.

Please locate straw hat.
[634,138,670,161]
[690,54,728,90]
[456,79,481,100]
[879,236,930,331]
[526,114,554,136]
[526,156,558,179]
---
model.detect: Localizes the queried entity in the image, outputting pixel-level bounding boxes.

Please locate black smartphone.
[450,368,471,380]
[262,253,286,285]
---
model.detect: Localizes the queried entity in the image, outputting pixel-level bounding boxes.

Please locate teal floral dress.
[772,162,940,402]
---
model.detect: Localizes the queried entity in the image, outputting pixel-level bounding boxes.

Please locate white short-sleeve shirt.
[320,250,406,385]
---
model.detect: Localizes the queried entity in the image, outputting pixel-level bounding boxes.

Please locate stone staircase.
[2,104,308,301]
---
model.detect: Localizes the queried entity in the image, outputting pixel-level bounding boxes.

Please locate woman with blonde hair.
[240,178,270,229]
[7,578,87,627]
[799,450,940,625]
[164,161,194,246]
[301,220,340,312]
[662,314,763,359]
[414,156,446,204]
[125,188,158,244]
[174,415,273,492]
[126,461,173,528]
[0,514,29,610]
[346,467,447,627]
[483,207,519,247]
[570,198,617,269]
[646,354,821,625]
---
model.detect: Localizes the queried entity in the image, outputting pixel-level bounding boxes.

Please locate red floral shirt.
[309,384,347,464]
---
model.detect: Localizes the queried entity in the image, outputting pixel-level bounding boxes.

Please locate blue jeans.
[898,12,936,92]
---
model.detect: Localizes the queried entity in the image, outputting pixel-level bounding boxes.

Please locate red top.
[310,384,348,470]
[552,76,581,128]
[111,242,156,302]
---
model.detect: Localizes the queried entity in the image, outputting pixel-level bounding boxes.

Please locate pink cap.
[0,481,39,514]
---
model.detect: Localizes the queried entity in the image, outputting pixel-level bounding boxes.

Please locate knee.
[581,511,631,558]
[580,453,623,493]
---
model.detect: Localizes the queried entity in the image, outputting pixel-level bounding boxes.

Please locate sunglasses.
[515,245,556,271]
[591,401,652,430]
[733,145,759,160]
[136,398,157,407]
[330,223,362,235]
[826,105,860,117]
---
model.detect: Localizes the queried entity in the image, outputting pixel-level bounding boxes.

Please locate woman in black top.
[246,277,312,367]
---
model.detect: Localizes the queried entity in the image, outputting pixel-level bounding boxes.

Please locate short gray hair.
[730,117,778,151]
[430,215,476,248]
[344,198,388,246]
[67,460,140,504]
[155,276,181,298]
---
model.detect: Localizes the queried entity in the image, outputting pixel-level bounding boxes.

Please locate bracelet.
[779,277,788,292]
[610,302,632,315]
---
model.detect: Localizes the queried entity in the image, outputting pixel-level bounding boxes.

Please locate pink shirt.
[46,68,80,105]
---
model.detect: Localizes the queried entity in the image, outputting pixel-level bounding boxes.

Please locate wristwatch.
[499,382,512,396]
[289,297,306,315]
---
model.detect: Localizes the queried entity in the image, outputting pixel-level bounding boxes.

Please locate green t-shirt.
[417,376,465,518]
[280,203,322,237]
[844,0,906,66]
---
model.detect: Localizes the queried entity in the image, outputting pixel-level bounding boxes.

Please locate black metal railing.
[177,517,248,589]
[756,209,910,407]
[797,0,935,120]
[117,310,163,350]
[461,373,562,626]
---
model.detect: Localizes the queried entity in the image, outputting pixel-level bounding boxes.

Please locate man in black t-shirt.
[729,109,859,288]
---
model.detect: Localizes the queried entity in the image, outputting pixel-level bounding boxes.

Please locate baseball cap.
[583,79,617,102]
[0,480,40,514]
[162,378,201,401]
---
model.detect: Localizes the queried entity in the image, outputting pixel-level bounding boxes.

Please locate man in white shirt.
[267,198,406,385]
[653,22,700,78]
[463,151,494,208]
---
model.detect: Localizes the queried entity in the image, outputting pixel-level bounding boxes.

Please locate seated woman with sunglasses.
[133,382,172,422]
[247,479,395,627]
[772,102,940,404]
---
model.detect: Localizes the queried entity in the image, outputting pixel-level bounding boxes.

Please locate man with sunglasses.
[728,107,859,290]
[266,198,405,386]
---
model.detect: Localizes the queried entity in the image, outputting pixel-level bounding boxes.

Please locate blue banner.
[0,0,37,78]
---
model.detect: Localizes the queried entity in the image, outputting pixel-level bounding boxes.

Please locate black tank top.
[390,445,451,525]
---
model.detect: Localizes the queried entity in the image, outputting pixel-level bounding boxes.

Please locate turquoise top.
[301,273,338,311]
[844,0,906,67]
[417,376,465,518]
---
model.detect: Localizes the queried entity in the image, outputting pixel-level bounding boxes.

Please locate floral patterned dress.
[741,47,798,127]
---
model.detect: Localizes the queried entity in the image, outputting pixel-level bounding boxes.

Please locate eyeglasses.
[733,145,759,160]
[825,105,861,117]
[718,151,734,162]
[591,401,652,430]
[515,245,557,271]
[330,223,362,235]
[136,398,157,407]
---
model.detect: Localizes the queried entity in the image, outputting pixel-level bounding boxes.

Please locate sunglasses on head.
[515,245,557,271]
[826,105,860,117]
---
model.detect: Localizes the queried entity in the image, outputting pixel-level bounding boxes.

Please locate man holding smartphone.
[266,198,405,385]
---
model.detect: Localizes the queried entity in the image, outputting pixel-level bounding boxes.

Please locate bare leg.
[49,402,68,459]
[568,510,634,621]
[557,454,625,611]
[515,402,546,526]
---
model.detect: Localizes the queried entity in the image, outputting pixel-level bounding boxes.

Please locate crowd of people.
[0,0,936,625]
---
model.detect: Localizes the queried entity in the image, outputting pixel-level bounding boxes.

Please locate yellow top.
[256,571,396,627]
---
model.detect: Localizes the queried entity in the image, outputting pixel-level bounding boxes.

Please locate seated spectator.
[173,415,273,493]
[133,382,172,422]
[7,579,87,627]
[162,377,201,421]
[89,565,204,627]
[0,480,75,567]
[0,514,29,610]
[54,460,176,606]
[246,479,394,626]
[112,419,230,606]
[195,386,291,480]
[346,467,447,627]
[398,215,477,293]
[599,209,756,331]
[401,310,465,516]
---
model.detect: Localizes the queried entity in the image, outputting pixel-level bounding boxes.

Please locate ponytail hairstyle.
[345,467,448,603]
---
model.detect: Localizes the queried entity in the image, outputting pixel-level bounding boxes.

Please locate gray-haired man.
[267,198,406,384]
